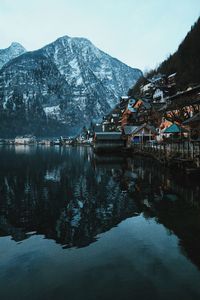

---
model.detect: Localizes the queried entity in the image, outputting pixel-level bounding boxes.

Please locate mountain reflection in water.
[0,145,200,267]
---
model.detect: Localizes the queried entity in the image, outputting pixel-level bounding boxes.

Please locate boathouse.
[93,132,124,152]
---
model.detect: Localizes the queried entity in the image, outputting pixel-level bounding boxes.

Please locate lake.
[0,145,200,300]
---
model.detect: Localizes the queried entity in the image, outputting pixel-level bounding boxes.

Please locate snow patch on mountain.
[44,105,61,118]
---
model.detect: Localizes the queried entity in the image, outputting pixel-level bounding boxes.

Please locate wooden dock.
[129,141,200,175]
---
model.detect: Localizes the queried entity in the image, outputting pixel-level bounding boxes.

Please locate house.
[121,98,137,127]
[167,73,176,87]
[157,118,173,142]
[100,106,122,132]
[123,124,157,147]
[149,74,167,88]
[93,132,124,152]
[134,99,152,124]
[140,73,176,101]
[140,83,154,98]
[153,88,165,103]
[102,120,112,132]
[158,86,200,130]
[14,135,36,145]
[121,98,153,127]
[183,113,200,142]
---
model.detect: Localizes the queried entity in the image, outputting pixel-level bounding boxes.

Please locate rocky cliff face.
[0,36,142,137]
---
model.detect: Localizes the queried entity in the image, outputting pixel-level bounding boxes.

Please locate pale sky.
[0,0,199,71]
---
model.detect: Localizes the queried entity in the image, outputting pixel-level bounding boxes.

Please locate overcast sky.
[0,0,199,71]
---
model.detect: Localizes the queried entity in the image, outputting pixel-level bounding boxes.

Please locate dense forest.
[130,17,200,97]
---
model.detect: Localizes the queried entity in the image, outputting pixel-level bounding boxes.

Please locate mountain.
[0,42,26,69]
[0,36,142,137]
[158,17,200,89]
[131,17,200,96]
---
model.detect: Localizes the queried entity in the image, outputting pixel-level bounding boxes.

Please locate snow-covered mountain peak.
[10,42,25,49]
[0,35,142,136]
[0,42,26,69]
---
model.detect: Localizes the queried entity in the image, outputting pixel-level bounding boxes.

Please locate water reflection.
[0,146,200,268]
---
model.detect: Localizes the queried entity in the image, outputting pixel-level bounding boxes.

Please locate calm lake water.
[0,146,200,300]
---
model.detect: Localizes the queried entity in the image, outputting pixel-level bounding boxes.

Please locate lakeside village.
[0,72,200,175]
[92,72,200,175]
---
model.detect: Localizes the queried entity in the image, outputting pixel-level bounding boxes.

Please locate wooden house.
[123,124,157,147]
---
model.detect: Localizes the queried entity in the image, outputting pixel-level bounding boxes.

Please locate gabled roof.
[124,124,157,135]
[124,126,138,135]
[163,123,188,133]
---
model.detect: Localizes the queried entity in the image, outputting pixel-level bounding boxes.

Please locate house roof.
[163,123,188,133]
[124,126,138,135]
[124,124,157,135]
[95,132,122,140]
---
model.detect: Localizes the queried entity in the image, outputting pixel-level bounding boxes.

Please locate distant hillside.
[131,17,200,96]
[158,17,200,88]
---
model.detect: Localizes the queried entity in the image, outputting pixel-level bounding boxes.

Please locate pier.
[128,141,200,175]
